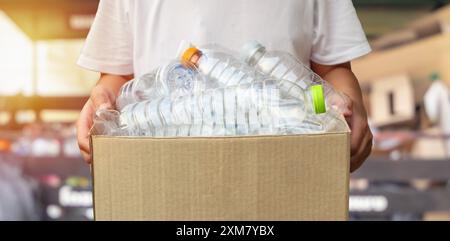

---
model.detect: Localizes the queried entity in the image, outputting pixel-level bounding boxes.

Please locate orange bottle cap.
[181,47,202,67]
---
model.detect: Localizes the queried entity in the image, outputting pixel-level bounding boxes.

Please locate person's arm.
[311,61,372,172]
[76,0,133,162]
[77,73,133,162]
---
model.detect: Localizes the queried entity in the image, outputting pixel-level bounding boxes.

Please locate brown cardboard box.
[411,128,447,160]
[370,74,415,127]
[91,130,350,221]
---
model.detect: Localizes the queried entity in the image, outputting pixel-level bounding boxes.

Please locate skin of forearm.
[311,62,364,105]
[322,68,364,105]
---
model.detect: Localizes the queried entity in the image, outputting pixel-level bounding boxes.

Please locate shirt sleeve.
[77,0,133,75]
[311,0,371,65]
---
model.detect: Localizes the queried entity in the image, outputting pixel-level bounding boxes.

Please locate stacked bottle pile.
[94,42,349,137]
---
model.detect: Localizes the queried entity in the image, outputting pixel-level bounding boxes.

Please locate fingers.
[350,128,373,172]
[348,99,372,172]
[342,97,353,118]
[350,116,367,156]
[77,81,122,164]
[77,85,118,164]
[80,150,91,164]
[77,99,95,164]
[329,92,353,117]
[90,85,115,110]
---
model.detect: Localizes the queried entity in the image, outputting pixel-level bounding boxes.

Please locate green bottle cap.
[310,84,326,114]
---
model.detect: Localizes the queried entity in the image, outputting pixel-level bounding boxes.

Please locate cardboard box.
[370,74,415,127]
[411,128,447,160]
[91,128,350,221]
[411,137,447,160]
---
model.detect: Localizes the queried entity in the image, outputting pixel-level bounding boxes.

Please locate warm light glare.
[15,110,36,123]
[0,111,10,125]
[0,10,33,95]
[0,11,98,97]
[36,40,98,96]
[69,14,95,30]
[40,110,80,123]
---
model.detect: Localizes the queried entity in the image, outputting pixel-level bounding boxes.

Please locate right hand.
[77,84,116,163]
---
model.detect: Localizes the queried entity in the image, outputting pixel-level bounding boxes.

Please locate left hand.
[344,98,373,172]
[311,61,373,172]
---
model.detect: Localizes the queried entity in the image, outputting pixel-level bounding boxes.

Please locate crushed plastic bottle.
[117,80,333,137]
[116,72,155,111]
[240,41,351,115]
[92,41,350,137]
[116,60,205,110]
[180,46,264,88]
[90,108,123,136]
[178,44,335,132]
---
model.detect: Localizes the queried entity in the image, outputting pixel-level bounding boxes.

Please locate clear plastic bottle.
[116,60,205,111]
[116,72,156,111]
[240,41,351,115]
[180,46,263,88]
[117,80,331,137]
[91,108,124,136]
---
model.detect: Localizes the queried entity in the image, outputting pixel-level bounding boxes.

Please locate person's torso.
[127,0,315,77]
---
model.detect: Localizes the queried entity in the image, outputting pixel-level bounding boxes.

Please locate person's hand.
[77,84,116,163]
[311,61,373,172]
[344,99,373,172]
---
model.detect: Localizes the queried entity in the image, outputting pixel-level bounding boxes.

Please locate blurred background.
[0,0,449,221]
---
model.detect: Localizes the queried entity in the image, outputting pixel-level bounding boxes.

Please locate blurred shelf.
[0,95,88,130]
[0,95,88,111]
[1,153,89,178]
[352,158,450,181]
[350,188,450,216]
[22,156,89,178]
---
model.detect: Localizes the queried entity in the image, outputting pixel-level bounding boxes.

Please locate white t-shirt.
[78,0,371,78]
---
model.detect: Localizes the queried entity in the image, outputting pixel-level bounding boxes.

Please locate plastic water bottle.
[180,46,263,88]
[240,41,350,115]
[116,72,156,111]
[117,80,330,137]
[116,60,205,110]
